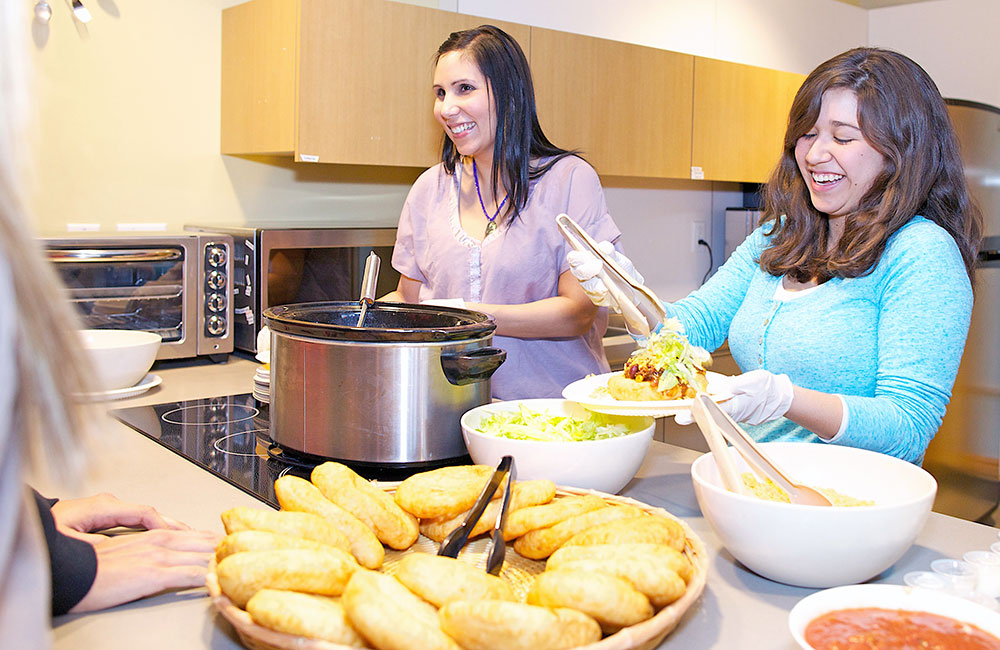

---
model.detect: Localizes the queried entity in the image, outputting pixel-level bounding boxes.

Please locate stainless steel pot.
[263,302,505,466]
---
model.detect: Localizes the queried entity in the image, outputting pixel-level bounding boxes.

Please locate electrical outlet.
[691,221,707,252]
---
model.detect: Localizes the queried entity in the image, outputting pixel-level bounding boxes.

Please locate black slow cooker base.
[266,441,473,482]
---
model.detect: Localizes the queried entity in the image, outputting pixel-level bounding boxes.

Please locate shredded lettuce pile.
[630,318,711,392]
[476,405,634,441]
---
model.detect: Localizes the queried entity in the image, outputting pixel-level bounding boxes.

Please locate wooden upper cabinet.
[221,0,528,166]
[691,57,805,183]
[531,28,694,179]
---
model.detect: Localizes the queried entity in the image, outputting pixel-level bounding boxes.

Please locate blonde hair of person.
[1,0,92,480]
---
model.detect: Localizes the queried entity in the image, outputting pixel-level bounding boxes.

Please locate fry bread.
[546,543,689,607]
[393,553,515,607]
[420,480,557,543]
[220,506,351,554]
[342,569,460,650]
[312,462,419,550]
[548,542,693,584]
[438,599,601,650]
[527,568,653,633]
[393,465,501,519]
[562,514,686,551]
[245,589,369,647]
[215,530,341,563]
[512,504,643,560]
[503,494,606,541]
[274,475,384,569]
[216,548,358,609]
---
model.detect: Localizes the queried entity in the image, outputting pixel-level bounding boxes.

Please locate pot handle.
[440,347,506,386]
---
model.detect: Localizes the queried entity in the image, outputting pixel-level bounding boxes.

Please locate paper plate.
[562,371,731,417]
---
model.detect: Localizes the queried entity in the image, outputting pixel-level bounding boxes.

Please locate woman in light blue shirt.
[571,48,982,463]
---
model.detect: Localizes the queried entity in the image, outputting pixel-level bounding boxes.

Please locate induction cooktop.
[110,394,435,507]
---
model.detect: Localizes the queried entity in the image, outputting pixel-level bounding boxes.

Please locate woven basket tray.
[207,485,709,650]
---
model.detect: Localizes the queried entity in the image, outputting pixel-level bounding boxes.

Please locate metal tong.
[690,393,832,506]
[437,455,516,574]
[556,213,666,340]
[356,251,380,327]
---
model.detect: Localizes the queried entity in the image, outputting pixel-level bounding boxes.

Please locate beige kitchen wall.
[24,0,871,300]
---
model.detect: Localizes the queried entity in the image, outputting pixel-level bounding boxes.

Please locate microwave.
[184,224,400,353]
[42,233,235,361]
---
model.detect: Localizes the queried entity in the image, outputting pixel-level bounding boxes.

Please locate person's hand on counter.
[70,526,220,613]
[46,492,220,614]
[51,493,193,544]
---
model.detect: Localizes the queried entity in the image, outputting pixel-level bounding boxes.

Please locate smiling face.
[433,51,497,166]
[795,88,887,218]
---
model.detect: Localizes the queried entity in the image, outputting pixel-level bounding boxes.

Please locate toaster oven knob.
[207,315,227,336]
[207,292,226,312]
[207,246,227,268]
[207,270,227,290]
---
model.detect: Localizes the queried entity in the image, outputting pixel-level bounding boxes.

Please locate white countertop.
[45,353,1000,650]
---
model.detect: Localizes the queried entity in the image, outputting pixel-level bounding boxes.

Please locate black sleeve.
[31,489,98,616]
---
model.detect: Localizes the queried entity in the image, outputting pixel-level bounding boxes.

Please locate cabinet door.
[692,57,804,183]
[221,0,299,155]
[296,0,529,166]
[531,27,694,179]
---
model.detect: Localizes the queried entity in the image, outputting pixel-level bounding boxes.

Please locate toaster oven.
[42,233,235,361]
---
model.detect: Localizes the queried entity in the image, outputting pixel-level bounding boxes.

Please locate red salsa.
[805,607,1000,650]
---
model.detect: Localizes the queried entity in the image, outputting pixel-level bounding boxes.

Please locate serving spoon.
[691,393,833,506]
[356,251,380,327]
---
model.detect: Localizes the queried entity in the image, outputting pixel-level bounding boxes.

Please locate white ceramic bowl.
[461,398,654,494]
[79,329,161,391]
[691,442,936,588]
[789,584,1000,649]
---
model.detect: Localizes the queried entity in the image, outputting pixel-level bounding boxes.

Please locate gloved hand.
[566,241,644,311]
[675,370,794,426]
[421,298,466,309]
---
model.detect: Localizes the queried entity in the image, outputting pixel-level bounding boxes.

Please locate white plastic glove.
[565,241,644,311]
[675,369,794,426]
[420,298,466,309]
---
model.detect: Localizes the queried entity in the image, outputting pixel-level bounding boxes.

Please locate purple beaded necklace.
[472,158,508,237]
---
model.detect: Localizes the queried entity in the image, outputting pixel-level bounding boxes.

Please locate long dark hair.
[436,25,576,225]
[760,47,981,283]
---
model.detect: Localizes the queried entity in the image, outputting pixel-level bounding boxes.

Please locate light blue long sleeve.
[666,216,972,464]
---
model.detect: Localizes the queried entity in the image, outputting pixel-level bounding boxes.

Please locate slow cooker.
[263,301,505,468]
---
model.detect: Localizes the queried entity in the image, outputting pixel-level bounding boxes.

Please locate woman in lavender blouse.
[385,25,623,400]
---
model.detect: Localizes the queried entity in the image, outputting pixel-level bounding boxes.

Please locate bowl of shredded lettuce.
[461,399,654,494]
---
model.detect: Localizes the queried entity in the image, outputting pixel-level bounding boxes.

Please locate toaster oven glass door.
[50,247,186,342]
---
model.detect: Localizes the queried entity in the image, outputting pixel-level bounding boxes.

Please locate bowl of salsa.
[789,584,1000,649]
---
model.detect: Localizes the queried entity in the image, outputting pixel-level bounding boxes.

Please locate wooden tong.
[437,455,516,574]
[556,214,666,340]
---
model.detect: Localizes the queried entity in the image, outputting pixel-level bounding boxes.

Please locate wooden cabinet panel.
[691,57,805,183]
[221,0,528,166]
[297,0,528,166]
[221,0,298,155]
[531,28,694,179]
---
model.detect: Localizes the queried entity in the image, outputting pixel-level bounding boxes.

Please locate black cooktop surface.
[111,394,441,507]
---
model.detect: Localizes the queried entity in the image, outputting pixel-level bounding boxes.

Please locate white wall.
[22,0,878,299]
[869,0,1000,108]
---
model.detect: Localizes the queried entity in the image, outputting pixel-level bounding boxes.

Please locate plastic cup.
[930,558,978,596]
[963,551,1000,598]
[903,571,949,591]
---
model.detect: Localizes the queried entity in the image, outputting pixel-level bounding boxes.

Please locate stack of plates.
[253,365,270,403]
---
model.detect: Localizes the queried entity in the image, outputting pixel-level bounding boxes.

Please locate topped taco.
[608,319,712,401]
